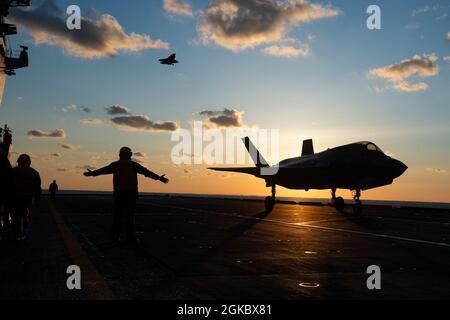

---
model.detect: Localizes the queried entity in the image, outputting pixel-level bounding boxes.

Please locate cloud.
[111,115,179,132]
[133,152,148,158]
[80,118,103,126]
[60,143,76,150]
[105,105,129,115]
[27,129,66,139]
[368,53,439,92]
[262,43,310,57]
[403,23,420,31]
[62,103,91,113]
[163,0,193,16]
[76,165,96,171]
[393,81,428,92]
[368,54,438,81]
[132,152,148,163]
[412,5,432,17]
[198,108,245,128]
[307,34,316,41]
[412,4,448,17]
[9,0,169,59]
[426,167,447,174]
[198,0,340,51]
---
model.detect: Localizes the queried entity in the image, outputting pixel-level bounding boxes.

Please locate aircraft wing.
[208,166,260,176]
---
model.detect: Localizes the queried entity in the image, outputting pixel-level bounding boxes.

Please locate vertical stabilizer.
[302,139,314,156]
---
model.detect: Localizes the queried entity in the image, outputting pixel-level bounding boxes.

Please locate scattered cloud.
[111,115,179,132]
[9,0,169,59]
[163,0,193,17]
[132,152,148,163]
[436,13,448,20]
[133,152,148,158]
[105,105,129,115]
[62,103,91,113]
[403,23,420,31]
[76,165,96,171]
[80,118,103,126]
[368,54,439,81]
[384,151,396,158]
[27,129,66,139]
[60,143,76,150]
[198,108,245,128]
[262,43,310,57]
[368,53,439,92]
[412,5,432,17]
[197,0,340,51]
[393,81,428,92]
[426,167,447,174]
[307,34,316,41]
[412,4,449,17]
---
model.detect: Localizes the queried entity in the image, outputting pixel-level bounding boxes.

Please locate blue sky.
[1,0,449,201]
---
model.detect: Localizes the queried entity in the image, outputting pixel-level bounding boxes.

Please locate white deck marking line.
[150,203,450,249]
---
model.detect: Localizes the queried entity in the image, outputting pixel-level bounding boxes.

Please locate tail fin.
[242,137,269,167]
[301,139,314,156]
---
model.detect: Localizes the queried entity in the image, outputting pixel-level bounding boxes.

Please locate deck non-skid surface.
[1,195,450,299]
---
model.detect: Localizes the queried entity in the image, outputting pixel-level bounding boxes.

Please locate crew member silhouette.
[49,180,58,200]
[84,147,169,244]
[0,150,12,236]
[11,154,41,241]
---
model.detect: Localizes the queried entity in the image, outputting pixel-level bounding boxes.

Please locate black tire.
[264,196,275,212]
[334,197,345,212]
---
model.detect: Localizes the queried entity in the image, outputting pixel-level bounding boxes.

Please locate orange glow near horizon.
[31,161,450,204]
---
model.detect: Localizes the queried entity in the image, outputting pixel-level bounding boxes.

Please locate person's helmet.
[119,147,132,160]
[17,154,31,166]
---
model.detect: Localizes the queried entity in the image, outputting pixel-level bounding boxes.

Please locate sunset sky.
[1,0,449,203]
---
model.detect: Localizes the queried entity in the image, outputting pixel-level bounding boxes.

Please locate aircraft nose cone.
[393,159,408,178]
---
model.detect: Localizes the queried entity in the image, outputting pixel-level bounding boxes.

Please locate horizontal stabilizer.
[302,139,314,156]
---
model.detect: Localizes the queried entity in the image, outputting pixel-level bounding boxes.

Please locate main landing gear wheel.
[331,188,345,213]
[264,185,276,212]
[334,197,345,213]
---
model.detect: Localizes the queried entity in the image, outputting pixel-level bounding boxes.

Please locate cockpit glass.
[360,142,384,154]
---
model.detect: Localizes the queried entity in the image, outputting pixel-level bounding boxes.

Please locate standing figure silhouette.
[84,147,169,244]
[49,180,58,200]
[0,151,12,237]
[11,154,41,241]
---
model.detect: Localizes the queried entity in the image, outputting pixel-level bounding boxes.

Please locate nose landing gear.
[353,189,363,215]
